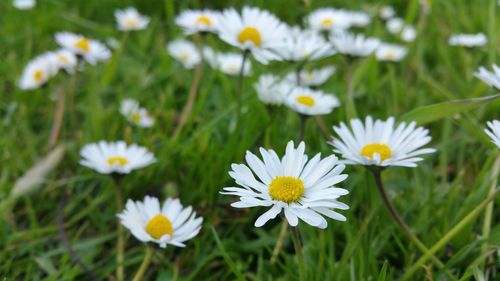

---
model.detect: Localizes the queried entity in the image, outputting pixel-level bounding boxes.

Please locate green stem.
[270,220,288,263]
[299,115,308,142]
[344,58,357,119]
[290,226,306,281]
[402,187,500,280]
[132,245,154,281]
[113,176,125,281]
[235,50,249,126]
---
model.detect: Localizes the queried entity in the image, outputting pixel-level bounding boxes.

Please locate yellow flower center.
[268,176,305,203]
[296,95,315,107]
[321,18,334,27]
[180,53,189,63]
[125,18,138,28]
[384,51,396,60]
[33,70,43,81]
[227,65,238,73]
[107,156,128,166]
[74,38,90,53]
[58,54,69,64]
[145,214,173,239]
[305,72,313,81]
[196,15,212,26]
[130,113,141,122]
[361,144,392,161]
[238,27,262,46]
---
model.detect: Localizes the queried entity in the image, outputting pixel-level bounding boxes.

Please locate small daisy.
[375,43,407,61]
[345,10,371,27]
[166,39,201,69]
[80,141,156,174]
[330,116,436,167]
[285,87,340,116]
[118,196,203,248]
[275,26,336,62]
[379,6,395,19]
[485,120,500,149]
[13,0,35,10]
[330,32,380,57]
[55,32,111,64]
[474,64,500,90]
[120,99,154,128]
[51,49,78,73]
[210,52,252,76]
[401,26,417,42]
[307,8,352,31]
[221,141,349,228]
[286,66,336,87]
[115,7,150,31]
[448,33,487,47]
[18,53,58,90]
[175,9,220,35]
[216,7,287,64]
[254,74,290,105]
[386,17,403,34]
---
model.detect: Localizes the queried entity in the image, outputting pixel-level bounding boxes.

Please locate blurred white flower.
[346,11,371,27]
[120,99,154,128]
[285,66,336,87]
[13,0,35,10]
[330,32,380,57]
[55,32,111,64]
[175,9,220,35]
[448,33,487,47]
[375,43,407,61]
[115,7,150,31]
[379,6,395,19]
[474,64,500,90]
[209,52,252,76]
[216,7,287,64]
[307,8,352,31]
[285,87,340,116]
[275,26,335,62]
[254,74,290,105]
[51,49,78,73]
[386,17,403,34]
[485,120,500,149]
[18,53,58,90]
[401,26,417,42]
[166,39,200,69]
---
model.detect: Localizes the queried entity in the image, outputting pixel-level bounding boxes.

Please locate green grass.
[1,0,500,280]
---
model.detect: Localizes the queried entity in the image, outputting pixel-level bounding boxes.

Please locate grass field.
[1,0,500,280]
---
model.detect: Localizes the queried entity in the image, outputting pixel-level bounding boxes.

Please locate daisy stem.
[290,226,306,281]
[344,58,357,119]
[48,83,66,150]
[299,115,308,142]
[113,175,125,281]
[236,50,249,126]
[132,245,154,281]
[270,220,288,263]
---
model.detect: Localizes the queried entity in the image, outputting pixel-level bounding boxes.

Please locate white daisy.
[13,0,35,10]
[120,99,154,128]
[55,32,111,64]
[375,43,407,62]
[330,116,436,167]
[285,66,336,87]
[79,141,156,174]
[285,87,340,116]
[18,53,58,90]
[166,39,201,69]
[485,120,500,149]
[345,10,371,27]
[221,141,349,228]
[118,196,203,248]
[216,7,287,64]
[401,26,417,42]
[330,32,380,57]
[386,17,403,34]
[307,8,352,31]
[51,49,78,73]
[175,9,220,35]
[275,26,336,62]
[474,64,500,90]
[379,6,395,19]
[448,33,487,47]
[209,52,252,76]
[253,74,290,105]
[115,7,150,31]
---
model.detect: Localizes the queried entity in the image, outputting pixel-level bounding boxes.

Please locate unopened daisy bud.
[55,32,111,64]
[285,87,340,116]
[175,9,220,35]
[485,120,500,149]
[166,39,201,69]
[115,7,150,31]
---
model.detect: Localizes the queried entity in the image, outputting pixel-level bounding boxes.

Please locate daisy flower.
[55,32,111,64]
[216,7,287,64]
[448,33,487,47]
[401,26,417,42]
[209,52,252,76]
[118,196,203,248]
[375,43,407,61]
[51,49,78,73]
[120,99,154,128]
[307,8,352,31]
[386,17,403,34]
[254,74,290,105]
[379,6,395,19]
[175,9,220,35]
[275,26,336,62]
[166,39,201,69]
[18,53,58,90]
[474,64,500,90]
[115,7,150,31]
[285,87,340,116]
[330,116,436,167]
[13,0,35,9]
[221,141,349,228]
[345,10,371,27]
[330,32,380,57]
[285,66,336,87]
[485,120,500,149]
[80,141,156,174]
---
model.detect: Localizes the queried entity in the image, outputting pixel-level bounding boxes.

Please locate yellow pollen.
[321,18,334,27]
[58,54,69,64]
[180,53,189,63]
[227,65,238,73]
[384,51,396,60]
[305,72,313,81]
[125,18,138,28]
[74,38,90,53]
[145,214,173,239]
[107,156,128,166]
[33,70,43,81]
[196,15,212,26]
[361,144,392,161]
[296,95,315,107]
[238,27,262,46]
[130,113,141,122]
[268,176,305,203]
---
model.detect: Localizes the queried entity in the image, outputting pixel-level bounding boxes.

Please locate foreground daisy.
[307,8,352,31]
[276,27,335,62]
[175,9,220,35]
[80,141,156,174]
[285,87,340,116]
[13,0,35,9]
[55,32,111,64]
[330,32,380,57]
[217,7,287,64]
[115,7,150,31]
[474,64,500,90]
[221,141,349,228]
[51,49,78,73]
[485,120,500,149]
[375,43,407,62]
[209,52,252,76]
[18,53,58,90]
[254,74,290,105]
[330,116,436,167]
[118,196,203,248]
[166,39,201,69]
[285,66,336,87]
[448,33,487,47]
[120,99,154,128]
